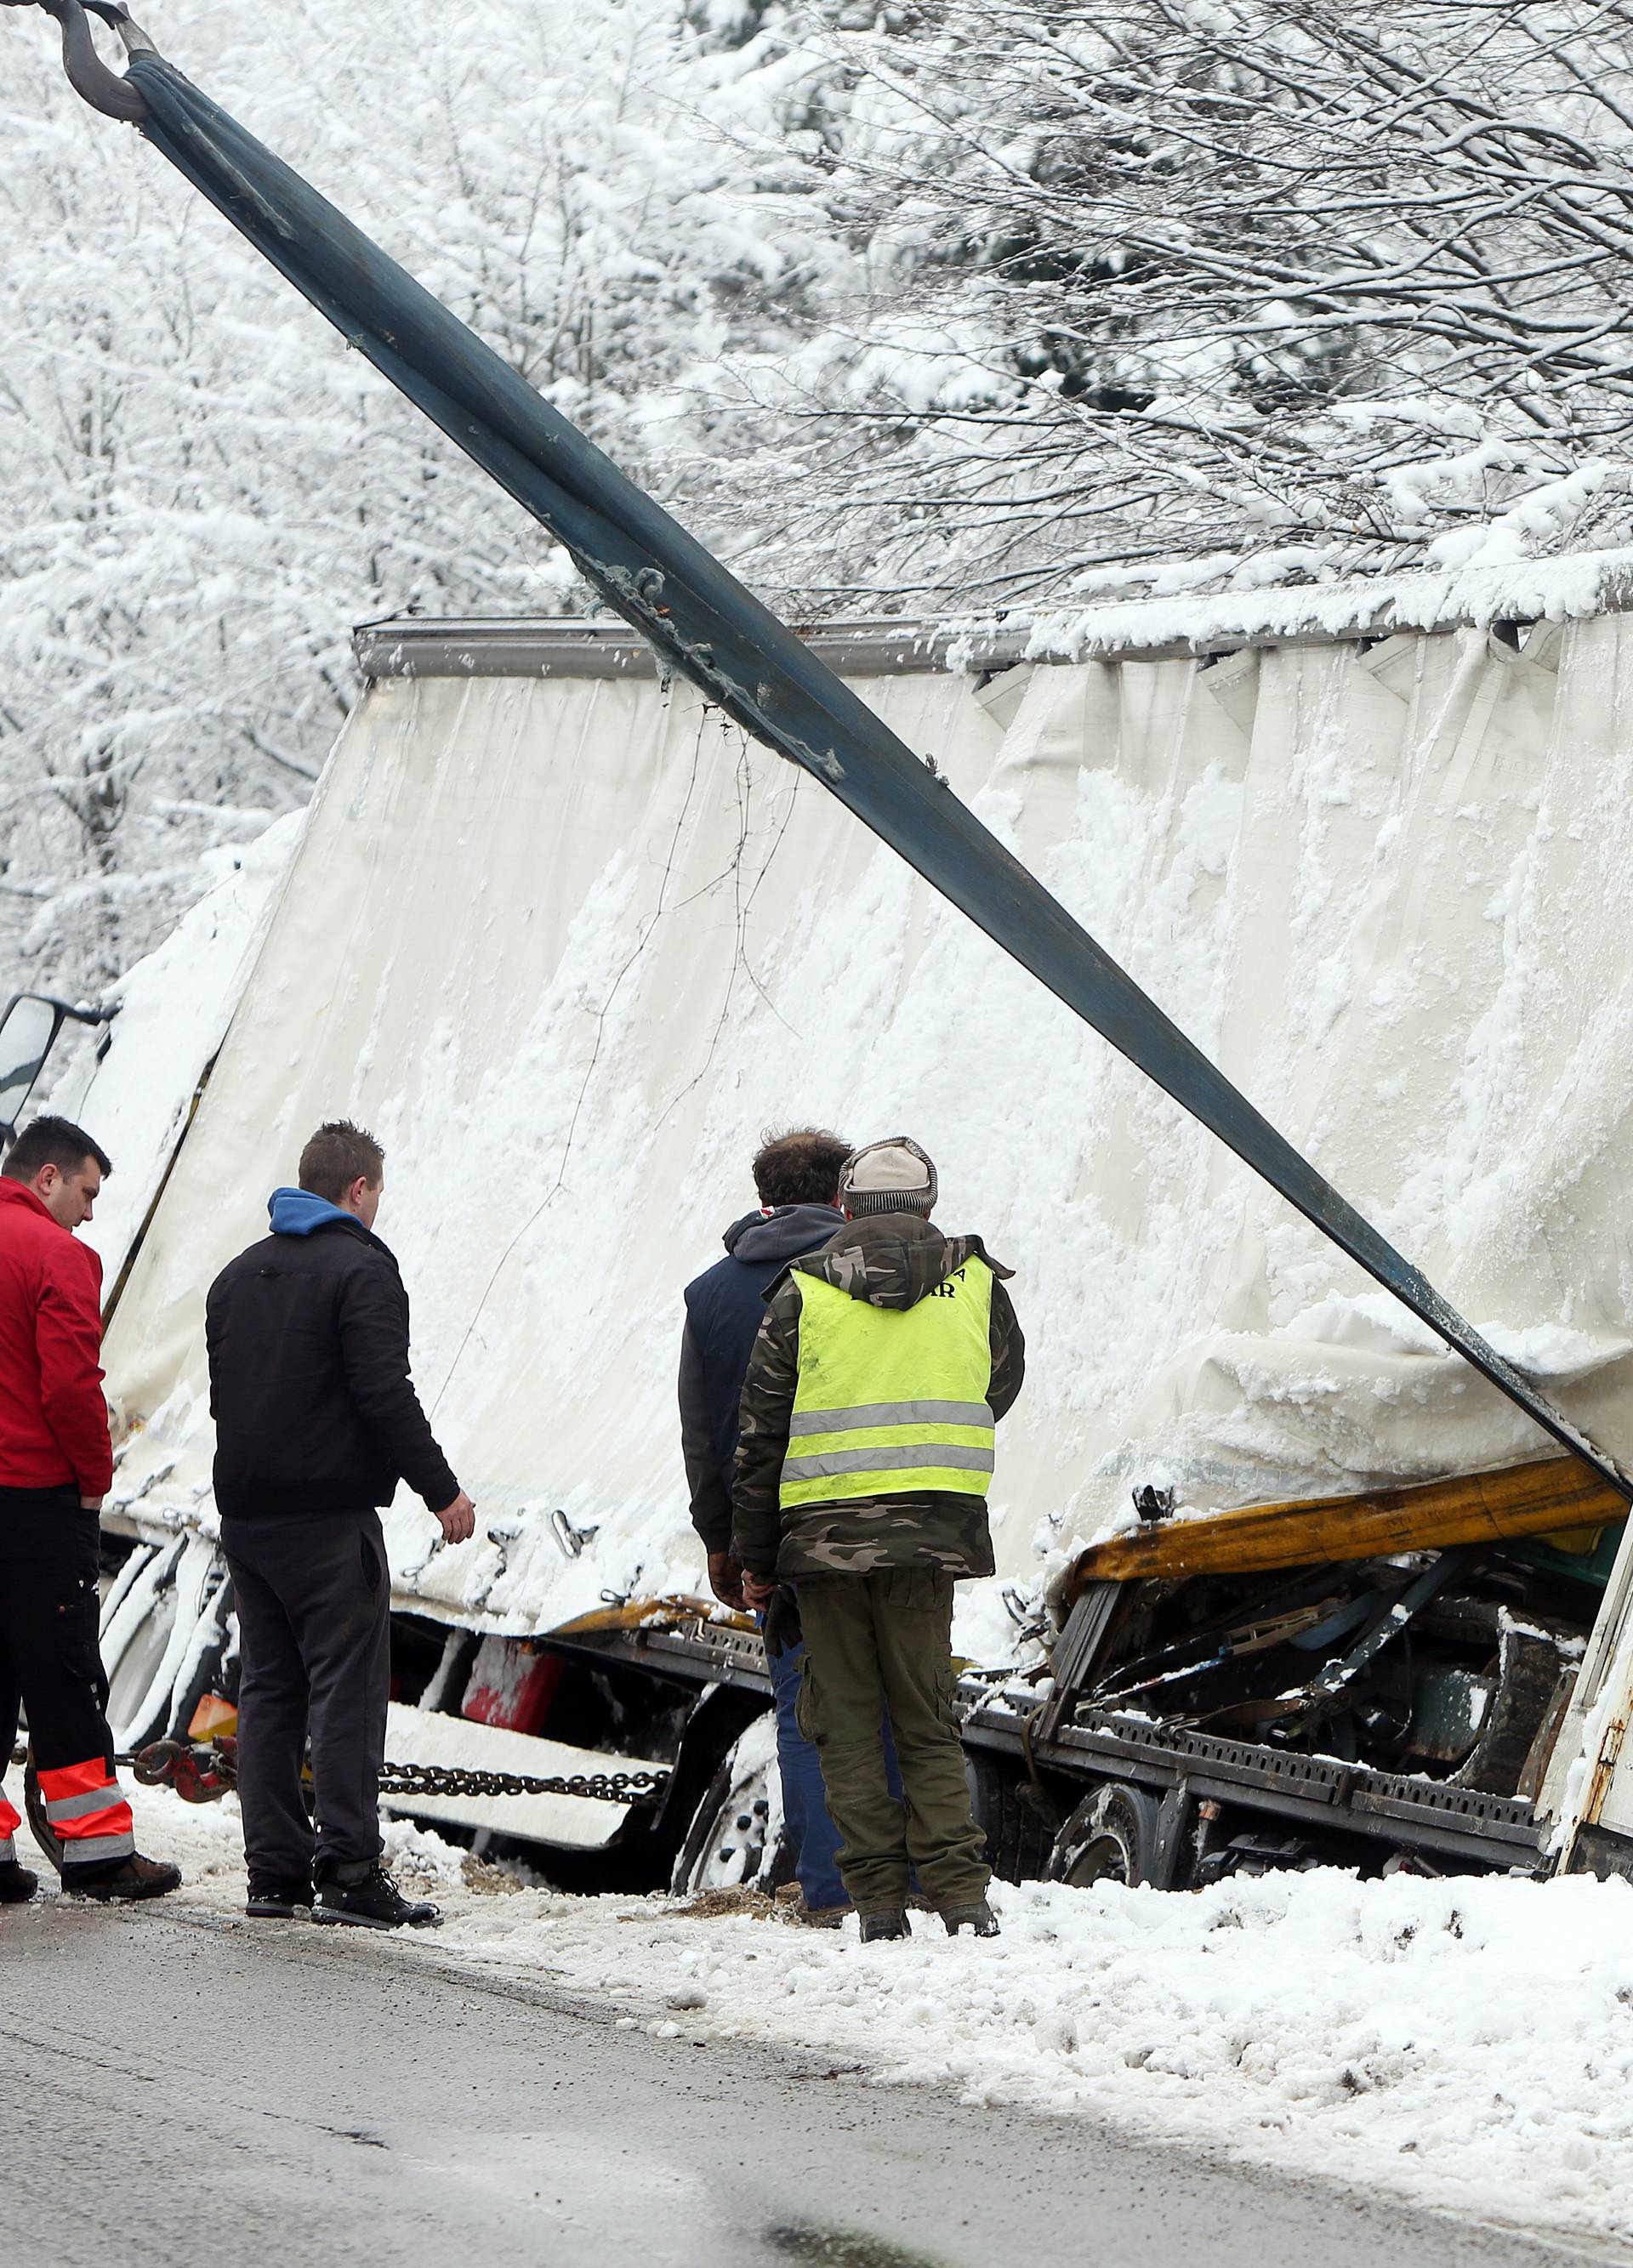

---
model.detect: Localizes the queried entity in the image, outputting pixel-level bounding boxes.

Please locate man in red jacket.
[0,1115,179,1904]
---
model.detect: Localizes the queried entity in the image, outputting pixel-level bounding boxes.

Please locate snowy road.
[0,1888,1613,2268]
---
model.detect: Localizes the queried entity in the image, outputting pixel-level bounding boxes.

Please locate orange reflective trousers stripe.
[38,1756,134,1867]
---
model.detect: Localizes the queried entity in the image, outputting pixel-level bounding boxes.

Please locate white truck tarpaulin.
[98,621,1633,1647]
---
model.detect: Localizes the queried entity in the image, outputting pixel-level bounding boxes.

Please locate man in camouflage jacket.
[733,1136,1024,1941]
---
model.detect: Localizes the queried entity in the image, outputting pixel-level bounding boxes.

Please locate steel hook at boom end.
[3,0,151,123]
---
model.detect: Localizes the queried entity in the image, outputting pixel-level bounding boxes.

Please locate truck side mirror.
[0,993,68,1146]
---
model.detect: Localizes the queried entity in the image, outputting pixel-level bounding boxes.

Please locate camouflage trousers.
[794,1567,990,1914]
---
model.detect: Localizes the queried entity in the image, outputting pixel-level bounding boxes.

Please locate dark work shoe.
[64,1853,182,1903]
[857,1907,910,1943]
[0,1858,38,1904]
[942,1899,999,1939]
[246,1877,313,1919]
[313,1864,441,1931]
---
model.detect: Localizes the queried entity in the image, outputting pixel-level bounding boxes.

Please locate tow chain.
[15,1738,669,1810]
[375,1759,669,1806]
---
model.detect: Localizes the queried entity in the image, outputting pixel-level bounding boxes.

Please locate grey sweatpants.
[222,1509,390,1884]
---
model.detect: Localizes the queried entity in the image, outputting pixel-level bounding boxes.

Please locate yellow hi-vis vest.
[779,1257,996,1510]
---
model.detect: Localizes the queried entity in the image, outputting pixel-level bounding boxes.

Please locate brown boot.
[64,1853,182,1902]
[0,1858,38,1904]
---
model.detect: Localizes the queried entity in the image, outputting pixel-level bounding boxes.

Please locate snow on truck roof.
[352,544,1633,681]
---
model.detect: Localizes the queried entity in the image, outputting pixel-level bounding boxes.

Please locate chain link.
[15,1740,669,1810]
[375,1759,669,1807]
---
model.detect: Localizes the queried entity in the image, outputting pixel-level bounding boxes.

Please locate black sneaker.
[63,1852,182,1903]
[941,1899,999,1938]
[0,1858,38,1904]
[857,1907,910,1942]
[246,1877,313,1919]
[313,1863,441,1930]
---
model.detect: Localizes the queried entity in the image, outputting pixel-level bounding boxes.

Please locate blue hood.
[268,1186,356,1237]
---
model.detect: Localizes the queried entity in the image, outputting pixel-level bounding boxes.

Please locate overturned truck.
[10,0,1633,1903]
[17,577,1633,1897]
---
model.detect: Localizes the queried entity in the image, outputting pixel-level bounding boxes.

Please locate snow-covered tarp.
[51,812,306,1287]
[92,615,1633,1655]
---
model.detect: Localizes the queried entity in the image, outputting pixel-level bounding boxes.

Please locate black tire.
[670,1715,793,1896]
[100,1541,185,1749]
[966,1748,1061,1884]
[1049,1781,1164,1889]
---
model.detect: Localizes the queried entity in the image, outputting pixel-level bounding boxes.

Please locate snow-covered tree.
[698,0,1633,611]
[0,0,847,992]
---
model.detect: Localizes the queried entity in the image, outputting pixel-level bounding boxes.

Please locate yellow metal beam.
[1068,1456,1626,1594]
[548,1594,756,1639]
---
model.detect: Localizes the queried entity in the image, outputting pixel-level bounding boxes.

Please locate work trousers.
[795,1567,989,1914]
[765,1625,908,1911]
[0,1488,136,1879]
[222,1509,390,1885]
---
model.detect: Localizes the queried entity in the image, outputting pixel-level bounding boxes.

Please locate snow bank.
[1020,543,1633,663]
[122,1782,1633,2248]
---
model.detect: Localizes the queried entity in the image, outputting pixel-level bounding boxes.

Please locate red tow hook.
[131,1735,237,1804]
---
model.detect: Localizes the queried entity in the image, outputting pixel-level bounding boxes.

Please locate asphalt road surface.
[0,1894,1617,2268]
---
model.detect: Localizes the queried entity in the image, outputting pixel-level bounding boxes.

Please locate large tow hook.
[130,1735,238,1804]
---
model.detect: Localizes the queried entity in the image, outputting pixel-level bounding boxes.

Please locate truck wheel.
[100,1534,230,1752]
[1049,1782,1164,1889]
[100,1539,186,1748]
[966,1748,1060,1883]
[670,1714,792,1897]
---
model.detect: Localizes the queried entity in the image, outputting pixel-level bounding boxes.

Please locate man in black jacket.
[207,1120,474,1929]
[680,1127,887,1921]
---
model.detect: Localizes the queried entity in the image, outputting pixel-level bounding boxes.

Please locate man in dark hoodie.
[207,1120,475,1930]
[680,1126,855,1918]
[733,1136,1023,1943]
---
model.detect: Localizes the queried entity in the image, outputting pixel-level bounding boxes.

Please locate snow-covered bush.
[0,0,844,988]
[703,1,1633,610]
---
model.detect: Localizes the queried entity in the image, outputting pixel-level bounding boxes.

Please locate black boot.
[64,1852,182,1902]
[941,1899,999,1938]
[857,1907,910,1942]
[0,1858,38,1904]
[246,1876,314,1919]
[313,1862,441,1930]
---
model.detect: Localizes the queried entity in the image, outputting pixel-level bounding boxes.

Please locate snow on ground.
[105,1782,1633,2252]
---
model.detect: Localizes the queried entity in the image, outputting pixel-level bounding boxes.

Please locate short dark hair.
[2,1114,112,1184]
[752,1127,851,1209]
[298,1120,384,1203]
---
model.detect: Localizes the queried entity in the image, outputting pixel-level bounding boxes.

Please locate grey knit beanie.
[839,1135,937,1218]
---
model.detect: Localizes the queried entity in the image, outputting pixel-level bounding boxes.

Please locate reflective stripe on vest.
[780,1258,996,1509]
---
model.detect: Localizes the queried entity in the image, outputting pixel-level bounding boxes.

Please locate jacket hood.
[722,1203,844,1266]
[268,1186,361,1237]
[791,1212,1012,1310]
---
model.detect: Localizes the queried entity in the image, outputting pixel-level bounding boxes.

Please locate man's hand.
[741,1569,777,1610]
[707,1550,747,1611]
[434,1490,476,1544]
[79,1495,104,1514]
